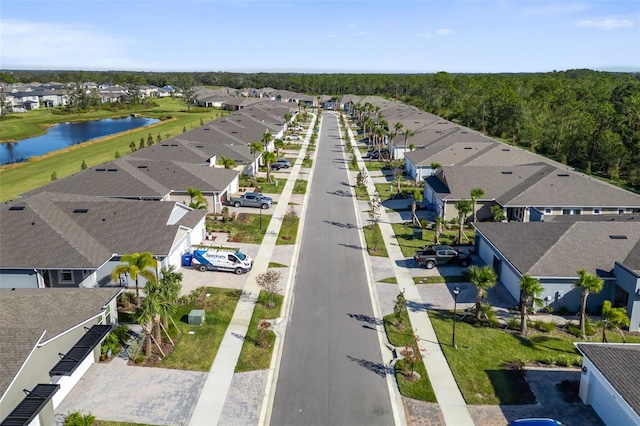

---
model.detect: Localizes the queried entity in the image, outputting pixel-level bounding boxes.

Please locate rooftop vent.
[107,168,118,172]
[610,235,628,239]
[461,131,468,134]
[501,148,510,151]
[196,145,204,148]
[73,208,88,214]
[95,168,106,171]
[170,144,178,147]
[464,147,472,150]
[558,173,570,177]
[137,165,148,169]
[502,171,513,175]
[9,206,25,211]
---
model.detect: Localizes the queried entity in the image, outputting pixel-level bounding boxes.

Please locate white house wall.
[51,350,94,407]
[580,356,639,426]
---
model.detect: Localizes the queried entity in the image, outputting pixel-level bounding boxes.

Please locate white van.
[192,249,253,274]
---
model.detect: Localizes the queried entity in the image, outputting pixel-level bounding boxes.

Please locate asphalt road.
[270,113,394,426]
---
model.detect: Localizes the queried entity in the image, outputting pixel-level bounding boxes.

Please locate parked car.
[510,419,563,426]
[274,159,292,168]
[414,245,472,269]
[366,149,390,160]
[229,192,273,209]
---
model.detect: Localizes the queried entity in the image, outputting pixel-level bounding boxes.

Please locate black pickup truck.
[414,245,472,269]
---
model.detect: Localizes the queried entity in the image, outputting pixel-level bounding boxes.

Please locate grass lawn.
[383,309,437,402]
[363,223,388,257]
[414,275,468,284]
[379,277,398,284]
[268,262,288,268]
[391,223,475,257]
[277,211,300,245]
[302,157,313,167]
[362,160,386,172]
[354,184,369,201]
[161,288,242,371]
[292,179,307,194]
[207,213,270,244]
[0,98,228,201]
[235,291,284,372]
[428,310,640,405]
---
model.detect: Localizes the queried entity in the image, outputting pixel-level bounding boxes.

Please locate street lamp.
[452,286,460,349]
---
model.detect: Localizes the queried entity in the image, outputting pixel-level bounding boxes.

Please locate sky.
[1,0,639,74]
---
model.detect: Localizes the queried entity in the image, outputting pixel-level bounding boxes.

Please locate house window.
[58,270,73,283]
[619,209,625,214]
[593,208,600,215]
[545,208,552,214]
[562,209,571,215]
[82,270,91,278]
[574,209,581,215]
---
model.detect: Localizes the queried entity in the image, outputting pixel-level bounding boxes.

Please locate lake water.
[1,116,159,165]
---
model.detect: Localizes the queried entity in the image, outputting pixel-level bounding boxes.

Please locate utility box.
[188,309,205,325]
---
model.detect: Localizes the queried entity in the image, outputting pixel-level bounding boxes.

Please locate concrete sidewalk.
[346,125,475,426]
[189,116,318,426]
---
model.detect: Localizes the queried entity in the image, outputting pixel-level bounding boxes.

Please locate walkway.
[346,126,475,426]
[188,114,318,425]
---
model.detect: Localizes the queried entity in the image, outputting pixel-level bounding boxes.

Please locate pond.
[1,116,160,165]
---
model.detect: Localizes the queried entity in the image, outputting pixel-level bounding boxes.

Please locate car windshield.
[235,250,247,261]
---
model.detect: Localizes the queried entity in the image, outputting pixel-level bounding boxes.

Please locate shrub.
[533,320,545,331]
[506,318,520,330]
[540,356,555,365]
[508,358,528,370]
[541,322,556,333]
[134,354,145,364]
[113,324,130,344]
[100,333,119,356]
[572,356,583,367]
[64,411,95,426]
[556,355,570,367]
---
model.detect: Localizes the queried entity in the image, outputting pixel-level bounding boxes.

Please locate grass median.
[235,291,284,372]
[383,309,436,402]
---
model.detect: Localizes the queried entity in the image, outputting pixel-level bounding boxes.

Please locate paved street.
[270,113,395,425]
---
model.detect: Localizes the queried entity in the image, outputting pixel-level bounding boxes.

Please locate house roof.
[0,193,205,268]
[24,158,238,198]
[474,221,640,277]
[428,165,640,208]
[576,343,640,416]
[0,287,121,398]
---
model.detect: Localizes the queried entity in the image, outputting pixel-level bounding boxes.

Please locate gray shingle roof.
[475,221,640,277]
[0,288,121,398]
[576,343,640,416]
[0,193,205,268]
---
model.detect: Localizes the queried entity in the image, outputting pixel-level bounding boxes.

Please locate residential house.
[424,165,640,222]
[0,288,120,426]
[575,343,640,426]
[24,158,240,214]
[0,192,207,289]
[474,217,640,331]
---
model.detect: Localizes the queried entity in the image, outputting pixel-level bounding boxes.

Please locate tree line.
[2,69,638,190]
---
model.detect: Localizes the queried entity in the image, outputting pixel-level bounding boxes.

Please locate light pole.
[452,286,460,349]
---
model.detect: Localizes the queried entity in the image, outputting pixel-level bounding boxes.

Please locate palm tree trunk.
[144,325,153,357]
[476,292,483,321]
[135,279,140,307]
[580,290,589,338]
[520,296,527,336]
[154,316,162,343]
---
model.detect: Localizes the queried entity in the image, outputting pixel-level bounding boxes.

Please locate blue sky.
[1,0,639,73]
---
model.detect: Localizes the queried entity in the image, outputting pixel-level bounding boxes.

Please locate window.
[58,270,73,283]
[562,209,571,215]
[593,208,600,215]
[574,209,581,215]
[545,208,552,214]
[619,209,625,214]
[82,270,91,278]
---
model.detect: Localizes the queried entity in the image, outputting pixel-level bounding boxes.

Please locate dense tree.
[111,252,157,307]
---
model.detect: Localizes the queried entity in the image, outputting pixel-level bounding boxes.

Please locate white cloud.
[418,33,433,39]
[327,33,337,38]
[580,18,634,30]
[356,31,368,36]
[348,24,356,29]
[436,28,453,35]
[0,19,142,69]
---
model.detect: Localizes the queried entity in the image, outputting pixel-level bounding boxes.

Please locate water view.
[1,116,159,165]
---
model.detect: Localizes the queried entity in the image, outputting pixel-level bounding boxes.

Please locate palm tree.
[158,265,183,330]
[136,279,159,358]
[274,138,285,159]
[249,141,264,176]
[470,187,485,222]
[434,217,443,244]
[600,301,630,343]
[262,131,273,152]
[403,129,415,153]
[111,252,157,307]
[574,269,604,338]
[465,265,498,321]
[219,155,237,169]
[187,186,208,209]
[519,275,544,337]
[491,205,507,222]
[263,151,277,184]
[454,199,472,244]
